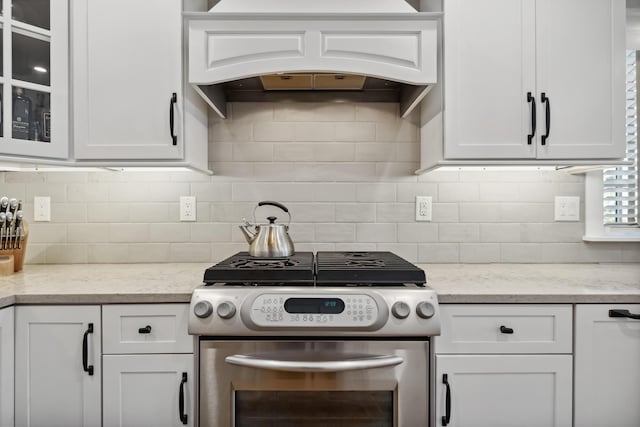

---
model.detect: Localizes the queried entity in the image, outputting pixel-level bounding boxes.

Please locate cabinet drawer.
[103,304,193,354]
[435,304,572,354]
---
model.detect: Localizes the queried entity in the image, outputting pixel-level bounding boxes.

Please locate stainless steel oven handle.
[225,354,404,373]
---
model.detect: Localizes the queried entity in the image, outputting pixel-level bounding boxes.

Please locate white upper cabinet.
[443,0,625,161]
[72,0,209,171]
[0,0,69,160]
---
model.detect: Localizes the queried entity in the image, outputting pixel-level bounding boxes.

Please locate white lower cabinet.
[14,305,101,427]
[435,355,572,427]
[0,306,14,427]
[434,304,573,427]
[103,354,195,427]
[574,304,640,427]
[102,304,195,427]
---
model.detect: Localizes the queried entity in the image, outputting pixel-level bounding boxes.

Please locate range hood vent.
[186,1,440,119]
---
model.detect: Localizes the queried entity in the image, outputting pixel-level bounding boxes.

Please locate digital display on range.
[284,298,345,314]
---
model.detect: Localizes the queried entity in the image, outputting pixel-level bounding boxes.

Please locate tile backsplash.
[2,102,639,264]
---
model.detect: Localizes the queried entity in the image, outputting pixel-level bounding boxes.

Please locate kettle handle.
[253,201,292,227]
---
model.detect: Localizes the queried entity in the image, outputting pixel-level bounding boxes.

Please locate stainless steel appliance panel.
[199,340,429,427]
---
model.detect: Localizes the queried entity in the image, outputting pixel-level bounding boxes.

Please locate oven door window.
[234,390,394,427]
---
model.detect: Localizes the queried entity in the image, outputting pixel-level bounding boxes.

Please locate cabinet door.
[15,305,101,427]
[0,0,69,159]
[574,304,640,427]
[435,355,572,427]
[0,306,13,427]
[103,354,195,427]
[535,0,625,159]
[443,0,536,159]
[73,0,183,160]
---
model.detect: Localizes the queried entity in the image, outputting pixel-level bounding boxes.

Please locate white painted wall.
[1,102,638,264]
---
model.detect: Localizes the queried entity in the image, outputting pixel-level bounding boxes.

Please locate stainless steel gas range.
[188,251,441,427]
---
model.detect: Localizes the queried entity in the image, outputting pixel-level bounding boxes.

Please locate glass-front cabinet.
[0,0,68,159]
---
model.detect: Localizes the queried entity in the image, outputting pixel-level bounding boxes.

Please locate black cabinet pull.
[442,373,451,426]
[82,323,94,376]
[527,92,536,145]
[500,325,514,334]
[179,372,188,425]
[169,92,177,146]
[609,309,640,320]
[541,92,550,145]
[138,325,152,334]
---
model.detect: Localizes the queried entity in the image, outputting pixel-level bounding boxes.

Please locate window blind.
[603,50,638,225]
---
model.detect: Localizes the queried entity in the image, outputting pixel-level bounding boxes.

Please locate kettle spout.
[239,220,256,244]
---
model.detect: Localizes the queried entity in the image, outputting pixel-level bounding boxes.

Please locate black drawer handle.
[169,92,177,146]
[179,372,188,425]
[500,325,514,334]
[138,325,152,334]
[609,309,640,320]
[541,92,550,145]
[527,92,536,145]
[442,373,451,426]
[82,323,94,376]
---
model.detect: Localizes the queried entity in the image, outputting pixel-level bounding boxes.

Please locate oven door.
[199,339,429,427]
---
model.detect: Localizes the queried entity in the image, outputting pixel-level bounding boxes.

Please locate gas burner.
[344,259,386,268]
[230,258,300,269]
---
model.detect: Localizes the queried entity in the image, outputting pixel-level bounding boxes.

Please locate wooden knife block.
[0,220,28,274]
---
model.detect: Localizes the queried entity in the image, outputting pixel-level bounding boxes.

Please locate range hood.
[186,0,440,119]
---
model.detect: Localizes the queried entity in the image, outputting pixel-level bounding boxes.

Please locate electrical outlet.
[180,196,197,221]
[415,196,432,221]
[554,196,580,221]
[34,196,51,222]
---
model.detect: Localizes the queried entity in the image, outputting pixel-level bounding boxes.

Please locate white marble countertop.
[0,263,638,308]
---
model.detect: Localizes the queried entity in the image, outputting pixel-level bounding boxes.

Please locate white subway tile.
[499,203,553,222]
[209,120,252,142]
[208,142,233,162]
[211,243,249,262]
[335,243,377,251]
[520,223,584,243]
[480,223,521,242]
[253,123,295,142]
[294,163,377,182]
[274,143,355,162]
[396,183,438,202]
[356,184,396,202]
[356,223,396,242]
[109,223,150,243]
[287,223,315,243]
[375,163,421,182]
[128,243,170,263]
[26,183,67,202]
[28,223,67,243]
[335,203,376,223]
[230,102,275,122]
[335,122,376,142]
[460,243,501,263]
[355,103,398,122]
[478,183,520,202]
[129,203,170,223]
[315,223,356,242]
[87,203,130,222]
[376,203,414,222]
[68,183,109,202]
[24,244,46,264]
[438,224,480,242]
[499,243,545,262]
[397,223,438,243]
[5,172,44,183]
[232,183,315,202]
[288,203,334,222]
[396,143,420,162]
[439,183,479,202]
[45,244,88,264]
[51,203,87,223]
[459,203,501,222]
[252,163,299,181]
[418,170,460,183]
[149,223,190,242]
[432,203,459,222]
[376,120,418,142]
[274,103,355,122]
[169,243,211,262]
[191,183,232,202]
[191,223,232,242]
[355,143,396,162]
[88,244,132,263]
[68,224,109,243]
[293,123,336,141]
[517,183,558,202]
[232,143,274,161]
[311,184,357,202]
[418,243,459,263]
[211,203,255,222]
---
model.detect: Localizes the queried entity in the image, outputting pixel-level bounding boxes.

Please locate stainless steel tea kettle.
[239,201,295,257]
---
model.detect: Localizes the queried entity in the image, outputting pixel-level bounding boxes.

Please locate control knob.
[217,301,237,319]
[193,300,213,318]
[416,301,435,319]
[391,301,411,319]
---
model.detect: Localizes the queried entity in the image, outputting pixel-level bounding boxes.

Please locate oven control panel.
[247,293,381,328]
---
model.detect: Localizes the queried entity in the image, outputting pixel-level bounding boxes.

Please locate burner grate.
[204,252,314,284]
[315,251,426,285]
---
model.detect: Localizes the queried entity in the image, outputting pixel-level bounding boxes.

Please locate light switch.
[554,196,580,221]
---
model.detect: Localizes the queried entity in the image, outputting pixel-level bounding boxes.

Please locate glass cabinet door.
[0,0,68,159]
